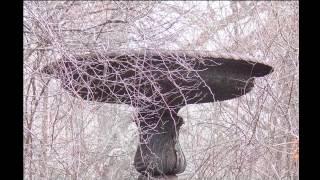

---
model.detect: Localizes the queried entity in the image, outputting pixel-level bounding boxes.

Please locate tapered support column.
[134,114,186,178]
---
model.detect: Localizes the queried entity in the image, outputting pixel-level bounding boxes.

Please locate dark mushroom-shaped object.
[41,51,273,178]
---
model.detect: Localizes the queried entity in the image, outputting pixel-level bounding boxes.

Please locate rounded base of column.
[134,115,186,177]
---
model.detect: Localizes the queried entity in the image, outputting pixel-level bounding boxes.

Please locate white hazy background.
[23,1,299,179]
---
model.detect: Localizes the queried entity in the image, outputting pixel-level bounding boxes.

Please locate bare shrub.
[23,1,298,179]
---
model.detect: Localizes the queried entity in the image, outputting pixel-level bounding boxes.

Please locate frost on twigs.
[24,1,298,179]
